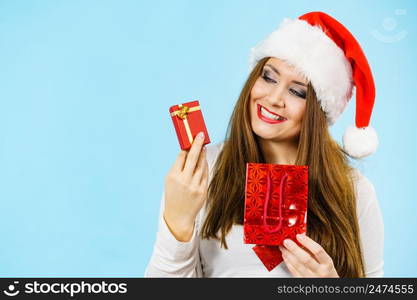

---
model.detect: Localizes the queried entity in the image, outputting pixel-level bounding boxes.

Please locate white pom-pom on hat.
[343,126,379,158]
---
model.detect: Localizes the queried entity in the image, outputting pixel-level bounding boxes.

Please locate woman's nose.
[267,85,286,108]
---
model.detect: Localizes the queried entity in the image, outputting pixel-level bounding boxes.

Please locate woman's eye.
[290,89,306,99]
[261,71,276,83]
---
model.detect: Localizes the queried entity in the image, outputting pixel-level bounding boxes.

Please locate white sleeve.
[144,188,203,277]
[355,171,384,277]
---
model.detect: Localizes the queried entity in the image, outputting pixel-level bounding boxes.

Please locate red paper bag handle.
[263,171,288,233]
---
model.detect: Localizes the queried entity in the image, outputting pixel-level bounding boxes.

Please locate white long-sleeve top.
[144,142,384,277]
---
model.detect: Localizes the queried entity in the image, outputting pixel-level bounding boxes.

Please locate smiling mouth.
[257,104,287,124]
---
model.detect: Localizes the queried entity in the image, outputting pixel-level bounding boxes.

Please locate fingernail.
[296,234,304,241]
[283,239,291,248]
[197,132,205,140]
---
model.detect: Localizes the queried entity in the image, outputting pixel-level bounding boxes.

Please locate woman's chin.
[252,122,279,138]
[253,129,280,141]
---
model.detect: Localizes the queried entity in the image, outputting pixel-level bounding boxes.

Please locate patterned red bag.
[243,163,308,271]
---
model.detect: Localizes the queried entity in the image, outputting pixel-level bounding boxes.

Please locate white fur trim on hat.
[342,125,379,158]
[249,18,354,125]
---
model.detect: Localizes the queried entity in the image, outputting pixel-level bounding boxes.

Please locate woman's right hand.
[163,131,209,242]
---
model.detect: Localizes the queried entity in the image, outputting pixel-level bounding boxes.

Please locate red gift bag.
[169,100,211,150]
[243,163,308,271]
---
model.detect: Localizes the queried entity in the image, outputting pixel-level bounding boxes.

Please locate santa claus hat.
[248,11,378,158]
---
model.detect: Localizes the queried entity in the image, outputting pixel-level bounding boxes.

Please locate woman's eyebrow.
[265,64,307,87]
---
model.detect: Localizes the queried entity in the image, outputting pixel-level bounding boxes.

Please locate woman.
[145,11,384,277]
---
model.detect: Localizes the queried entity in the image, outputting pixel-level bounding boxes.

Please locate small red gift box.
[243,163,308,271]
[169,100,211,150]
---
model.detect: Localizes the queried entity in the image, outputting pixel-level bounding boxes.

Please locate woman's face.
[249,57,309,144]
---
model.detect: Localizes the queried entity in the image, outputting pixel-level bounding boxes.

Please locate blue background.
[0,0,415,277]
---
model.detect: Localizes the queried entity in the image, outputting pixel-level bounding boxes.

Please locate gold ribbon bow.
[170,104,201,144]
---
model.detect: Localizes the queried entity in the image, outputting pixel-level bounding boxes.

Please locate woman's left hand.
[279,234,339,278]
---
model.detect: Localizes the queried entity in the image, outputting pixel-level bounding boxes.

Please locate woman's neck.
[259,139,298,165]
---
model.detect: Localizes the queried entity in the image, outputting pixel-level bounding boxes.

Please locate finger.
[183,132,205,178]
[171,150,188,172]
[284,260,303,278]
[191,147,206,186]
[284,261,303,278]
[296,234,332,265]
[281,247,315,278]
[282,239,320,271]
[200,155,209,186]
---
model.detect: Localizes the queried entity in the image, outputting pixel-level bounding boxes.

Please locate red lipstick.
[257,104,287,124]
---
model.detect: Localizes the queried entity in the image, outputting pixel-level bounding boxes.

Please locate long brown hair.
[200,57,366,277]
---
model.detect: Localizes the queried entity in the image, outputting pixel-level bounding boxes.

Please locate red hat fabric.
[299,12,376,129]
